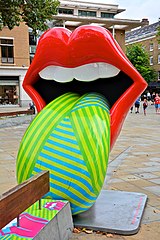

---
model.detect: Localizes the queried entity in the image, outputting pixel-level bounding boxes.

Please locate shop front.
[0,67,30,107]
[0,76,19,105]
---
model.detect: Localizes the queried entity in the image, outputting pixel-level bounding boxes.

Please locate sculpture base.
[73,190,147,235]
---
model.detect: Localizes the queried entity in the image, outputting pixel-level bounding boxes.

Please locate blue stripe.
[41,146,84,165]
[63,117,70,122]
[59,122,72,128]
[33,167,42,173]
[34,162,93,192]
[55,128,75,136]
[78,98,107,105]
[71,203,93,214]
[84,95,108,101]
[50,174,96,201]
[39,152,87,174]
[43,192,93,214]
[71,104,109,113]
[47,139,81,155]
[50,133,77,144]
[49,182,95,207]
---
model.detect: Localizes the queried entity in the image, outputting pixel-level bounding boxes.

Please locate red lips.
[23,26,147,149]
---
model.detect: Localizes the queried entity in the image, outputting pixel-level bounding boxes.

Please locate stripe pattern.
[0,200,66,239]
[17,92,110,215]
[17,93,80,183]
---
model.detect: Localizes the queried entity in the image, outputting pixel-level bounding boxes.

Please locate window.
[158,44,160,49]
[149,43,153,51]
[0,39,14,64]
[29,33,36,45]
[58,8,73,15]
[158,71,160,81]
[150,56,153,65]
[101,12,114,18]
[158,55,160,64]
[78,10,96,17]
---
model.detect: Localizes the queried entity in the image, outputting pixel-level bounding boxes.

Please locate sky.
[85,0,160,24]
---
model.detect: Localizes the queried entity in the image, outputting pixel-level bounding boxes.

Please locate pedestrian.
[147,91,151,101]
[130,106,133,113]
[143,98,148,116]
[154,93,160,114]
[28,102,36,114]
[135,97,140,113]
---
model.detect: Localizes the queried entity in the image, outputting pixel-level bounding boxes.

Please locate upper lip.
[23,26,147,149]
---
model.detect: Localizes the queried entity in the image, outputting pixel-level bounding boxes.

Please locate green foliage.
[0,0,60,35]
[126,44,157,83]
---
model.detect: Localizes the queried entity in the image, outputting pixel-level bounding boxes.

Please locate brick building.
[126,19,160,92]
[0,23,30,107]
[0,0,147,107]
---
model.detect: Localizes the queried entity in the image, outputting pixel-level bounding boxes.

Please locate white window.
[158,71,160,81]
[149,43,153,51]
[158,55,160,64]
[30,46,36,54]
[150,56,153,65]
[0,38,14,63]
[158,44,160,49]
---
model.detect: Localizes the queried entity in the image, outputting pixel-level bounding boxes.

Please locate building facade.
[0,0,147,107]
[51,0,147,52]
[126,20,160,92]
[0,23,30,107]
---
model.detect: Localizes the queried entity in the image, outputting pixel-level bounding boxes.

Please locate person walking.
[135,97,141,113]
[154,93,160,114]
[143,98,148,116]
[130,106,133,113]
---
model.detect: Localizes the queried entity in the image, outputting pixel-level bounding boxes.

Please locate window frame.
[78,10,96,17]
[58,8,74,15]
[101,12,114,18]
[0,38,14,64]
[150,56,153,65]
[149,43,154,51]
[158,71,160,81]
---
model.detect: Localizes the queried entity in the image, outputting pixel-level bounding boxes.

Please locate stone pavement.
[0,103,160,239]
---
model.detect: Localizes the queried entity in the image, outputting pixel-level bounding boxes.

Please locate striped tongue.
[17,92,110,215]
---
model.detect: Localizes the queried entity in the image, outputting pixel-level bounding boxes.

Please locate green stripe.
[81,107,103,190]
[37,155,91,184]
[23,95,79,181]
[41,145,86,171]
[91,106,110,173]
[70,109,98,194]
[70,93,110,194]
[86,106,107,184]
[17,93,80,183]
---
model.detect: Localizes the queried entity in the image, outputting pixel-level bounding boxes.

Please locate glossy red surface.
[23,26,147,149]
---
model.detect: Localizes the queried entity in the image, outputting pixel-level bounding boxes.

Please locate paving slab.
[0,104,160,239]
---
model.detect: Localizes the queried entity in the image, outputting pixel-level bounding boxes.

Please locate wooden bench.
[0,170,49,229]
[0,109,34,118]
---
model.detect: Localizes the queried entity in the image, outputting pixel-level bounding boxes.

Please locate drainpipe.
[112,25,115,38]
[63,20,66,28]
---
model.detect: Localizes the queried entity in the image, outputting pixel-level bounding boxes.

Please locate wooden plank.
[0,171,49,229]
[0,110,34,117]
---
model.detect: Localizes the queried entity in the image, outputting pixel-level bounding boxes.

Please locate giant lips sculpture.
[17,26,147,215]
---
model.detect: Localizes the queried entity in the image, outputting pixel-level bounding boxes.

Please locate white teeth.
[39,63,120,83]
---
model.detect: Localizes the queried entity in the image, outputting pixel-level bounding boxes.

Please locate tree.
[126,44,157,83]
[0,0,60,35]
